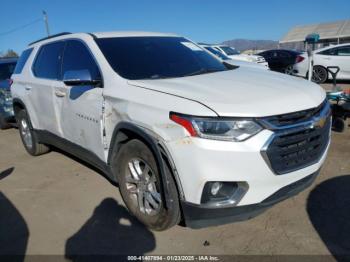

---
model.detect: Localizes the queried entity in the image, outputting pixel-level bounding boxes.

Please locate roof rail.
[28,32,72,46]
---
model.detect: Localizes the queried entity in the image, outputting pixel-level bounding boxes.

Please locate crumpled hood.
[128,68,325,117]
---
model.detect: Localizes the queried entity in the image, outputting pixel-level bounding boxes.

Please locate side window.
[318,48,337,56]
[32,42,65,79]
[13,48,33,74]
[62,40,101,80]
[336,46,350,56]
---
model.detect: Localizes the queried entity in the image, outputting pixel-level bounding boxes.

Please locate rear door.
[53,39,105,160]
[333,46,350,79]
[29,41,65,135]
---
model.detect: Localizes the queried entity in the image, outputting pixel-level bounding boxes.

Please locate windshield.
[0,62,16,80]
[95,37,228,80]
[204,47,230,60]
[220,46,240,56]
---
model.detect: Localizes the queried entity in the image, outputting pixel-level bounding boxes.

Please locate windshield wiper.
[183,68,223,77]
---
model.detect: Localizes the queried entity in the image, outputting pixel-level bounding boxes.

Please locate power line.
[0,18,42,37]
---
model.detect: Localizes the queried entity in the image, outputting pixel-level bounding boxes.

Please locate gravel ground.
[0,82,349,260]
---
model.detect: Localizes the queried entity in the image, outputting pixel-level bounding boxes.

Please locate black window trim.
[31,38,103,86]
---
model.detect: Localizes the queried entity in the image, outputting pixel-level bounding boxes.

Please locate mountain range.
[221,39,279,51]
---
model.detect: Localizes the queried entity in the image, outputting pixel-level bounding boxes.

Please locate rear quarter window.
[13,48,33,74]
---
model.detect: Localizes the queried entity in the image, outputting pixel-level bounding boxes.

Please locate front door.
[53,40,106,161]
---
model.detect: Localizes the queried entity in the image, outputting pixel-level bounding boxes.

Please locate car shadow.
[0,167,15,180]
[65,198,156,259]
[0,167,29,261]
[307,175,350,260]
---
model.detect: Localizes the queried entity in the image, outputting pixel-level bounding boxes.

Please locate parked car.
[12,32,330,230]
[0,58,17,129]
[293,43,350,83]
[257,49,303,74]
[211,44,269,67]
[199,44,268,70]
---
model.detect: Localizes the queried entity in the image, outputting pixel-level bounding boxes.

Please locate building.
[280,20,350,50]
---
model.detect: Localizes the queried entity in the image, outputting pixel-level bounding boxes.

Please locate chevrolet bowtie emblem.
[311,117,326,129]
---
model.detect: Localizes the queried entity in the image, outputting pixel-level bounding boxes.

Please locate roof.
[280,20,350,43]
[92,31,178,38]
[28,31,179,46]
[314,43,350,53]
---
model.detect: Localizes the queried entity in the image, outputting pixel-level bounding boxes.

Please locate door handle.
[25,86,32,91]
[55,90,66,97]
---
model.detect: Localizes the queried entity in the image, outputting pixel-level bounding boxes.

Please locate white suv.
[11,32,331,230]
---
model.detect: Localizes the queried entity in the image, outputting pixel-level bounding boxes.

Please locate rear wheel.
[284,65,294,75]
[312,66,328,83]
[113,139,180,231]
[17,109,50,156]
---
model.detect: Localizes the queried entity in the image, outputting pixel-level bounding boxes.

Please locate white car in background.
[212,45,269,67]
[293,43,350,83]
[199,44,268,70]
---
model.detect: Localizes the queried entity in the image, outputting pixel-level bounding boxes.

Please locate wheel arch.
[108,122,185,209]
[12,98,26,117]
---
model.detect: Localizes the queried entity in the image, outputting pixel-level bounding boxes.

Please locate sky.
[0,0,349,54]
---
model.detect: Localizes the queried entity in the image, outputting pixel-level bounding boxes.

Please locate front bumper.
[166,128,329,206]
[181,170,319,228]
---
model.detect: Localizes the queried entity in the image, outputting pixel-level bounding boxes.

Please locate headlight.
[170,113,262,141]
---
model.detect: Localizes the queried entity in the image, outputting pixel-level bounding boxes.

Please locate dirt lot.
[1,83,350,259]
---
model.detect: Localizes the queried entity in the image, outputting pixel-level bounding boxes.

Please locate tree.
[0,49,18,58]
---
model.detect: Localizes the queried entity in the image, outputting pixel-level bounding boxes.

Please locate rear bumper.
[181,170,319,229]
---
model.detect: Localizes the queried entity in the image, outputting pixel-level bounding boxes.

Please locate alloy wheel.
[125,158,162,216]
[20,118,33,149]
[312,67,327,83]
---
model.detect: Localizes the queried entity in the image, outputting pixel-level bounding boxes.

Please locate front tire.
[17,109,50,156]
[113,139,180,231]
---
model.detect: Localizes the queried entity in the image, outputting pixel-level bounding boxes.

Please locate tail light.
[8,79,13,87]
[295,55,305,63]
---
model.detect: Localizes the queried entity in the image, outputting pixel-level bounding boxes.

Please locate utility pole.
[42,10,50,36]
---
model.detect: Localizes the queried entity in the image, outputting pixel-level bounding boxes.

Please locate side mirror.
[63,70,101,86]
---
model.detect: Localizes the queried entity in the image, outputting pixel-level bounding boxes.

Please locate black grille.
[263,102,331,175]
[261,100,326,127]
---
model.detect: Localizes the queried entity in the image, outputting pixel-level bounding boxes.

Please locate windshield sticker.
[181,42,202,51]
